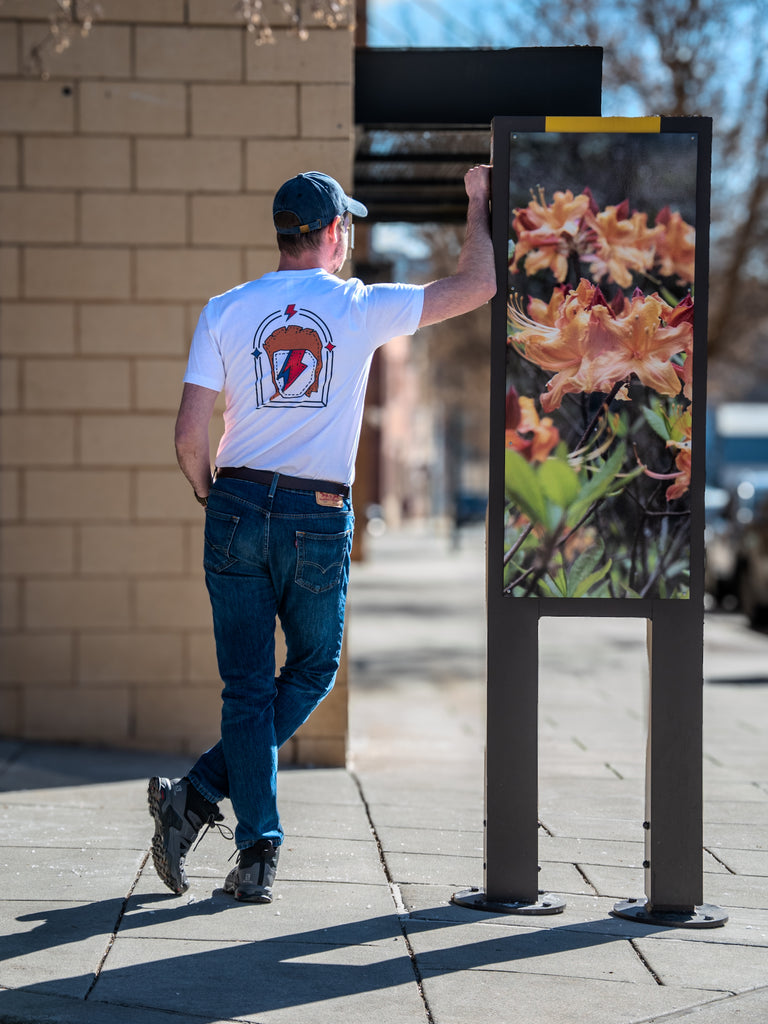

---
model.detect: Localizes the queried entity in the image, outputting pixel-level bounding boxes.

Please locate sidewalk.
[1,523,767,1024]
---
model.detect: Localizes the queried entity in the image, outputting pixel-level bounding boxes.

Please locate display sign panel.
[497,118,709,601]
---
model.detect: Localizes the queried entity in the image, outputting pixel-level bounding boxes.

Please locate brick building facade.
[0,0,355,765]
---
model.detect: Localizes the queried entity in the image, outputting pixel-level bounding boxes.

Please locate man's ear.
[326,216,343,243]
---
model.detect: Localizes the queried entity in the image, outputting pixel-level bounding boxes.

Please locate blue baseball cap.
[273,172,368,235]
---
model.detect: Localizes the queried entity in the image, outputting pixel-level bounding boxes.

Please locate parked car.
[705,486,737,607]
[735,486,768,628]
[705,476,768,622]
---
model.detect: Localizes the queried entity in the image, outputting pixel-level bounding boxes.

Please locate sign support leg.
[453,602,565,914]
[613,606,727,928]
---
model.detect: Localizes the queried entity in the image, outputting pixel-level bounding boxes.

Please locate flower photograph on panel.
[504,130,698,599]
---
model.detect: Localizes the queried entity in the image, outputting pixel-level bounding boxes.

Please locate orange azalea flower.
[588,291,693,398]
[665,407,692,500]
[511,189,593,282]
[509,280,599,412]
[505,391,560,462]
[641,408,692,501]
[666,444,692,500]
[655,207,695,284]
[509,282,693,412]
[667,293,694,400]
[581,200,659,289]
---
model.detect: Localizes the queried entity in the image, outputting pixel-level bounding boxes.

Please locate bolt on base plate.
[613,897,728,928]
[452,887,566,915]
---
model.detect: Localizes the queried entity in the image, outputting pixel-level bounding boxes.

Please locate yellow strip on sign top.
[545,116,661,133]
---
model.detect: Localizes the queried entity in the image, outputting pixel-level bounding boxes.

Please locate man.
[149,166,495,903]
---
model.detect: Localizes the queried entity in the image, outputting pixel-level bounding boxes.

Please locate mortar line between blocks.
[629,937,664,986]
[350,770,436,1024]
[84,849,150,1000]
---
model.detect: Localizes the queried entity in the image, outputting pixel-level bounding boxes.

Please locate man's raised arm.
[418,164,497,329]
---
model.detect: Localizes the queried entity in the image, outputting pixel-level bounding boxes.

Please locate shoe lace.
[192,812,233,853]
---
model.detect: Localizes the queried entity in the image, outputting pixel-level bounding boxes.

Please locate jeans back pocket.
[295,529,352,594]
[203,509,241,573]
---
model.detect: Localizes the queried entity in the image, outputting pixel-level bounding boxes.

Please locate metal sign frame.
[454,115,726,927]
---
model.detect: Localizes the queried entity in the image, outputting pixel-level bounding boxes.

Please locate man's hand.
[464,164,491,202]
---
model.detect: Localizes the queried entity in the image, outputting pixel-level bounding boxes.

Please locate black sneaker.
[224,839,280,903]
[148,776,227,894]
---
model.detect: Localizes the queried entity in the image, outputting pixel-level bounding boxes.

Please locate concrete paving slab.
[273,834,387,886]
[280,798,374,842]
[419,968,718,1024]
[702,780,768,801]
[708,846,768,875]
[278,767,363,806]
[407,918,655,984]
[699,873,768,911]
[580,862,761,909]
[0,779,156,811]
[144,832,387,889]
[0,802,150,850]
[381,849,591,898]
[542,814,645,843]
[701,800,768,825]
[654,987,768,1023]
[363,802,483,832]
[94,935,426,1023]
[538,858,600,897]
[634,934,768,992]
[701,849,732,874]
[0,987,226,1024]
[121,880,403,947]
[0,899,118,1000]
[0,746,189,794]
[538,835,645,868]
[352,772,483,809]
[576,863,648,900]
[703,823,767,851]
[376,825,484,858]
[384,850,481,887]
[0,846,147,901]
[398,885,768,947]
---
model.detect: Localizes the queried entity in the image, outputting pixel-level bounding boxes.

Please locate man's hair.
[274,211,325,257]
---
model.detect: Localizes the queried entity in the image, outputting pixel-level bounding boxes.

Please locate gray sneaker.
[148,776,226,894]
[224,839,280,903]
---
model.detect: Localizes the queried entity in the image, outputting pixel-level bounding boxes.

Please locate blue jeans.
[188,475,353,850]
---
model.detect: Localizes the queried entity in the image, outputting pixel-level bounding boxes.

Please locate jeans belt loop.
[268,473,280,500]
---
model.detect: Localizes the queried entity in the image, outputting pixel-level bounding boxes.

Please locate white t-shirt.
[184,268,424,484]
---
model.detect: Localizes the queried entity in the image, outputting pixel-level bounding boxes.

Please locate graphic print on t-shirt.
[252,305,334,408]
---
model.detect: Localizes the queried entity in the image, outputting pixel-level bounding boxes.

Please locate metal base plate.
[452,887,566,915]
[613,898,728,929]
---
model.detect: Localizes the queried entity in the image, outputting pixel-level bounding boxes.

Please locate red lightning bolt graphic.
[284,304,298,319]
[277,349,308,391]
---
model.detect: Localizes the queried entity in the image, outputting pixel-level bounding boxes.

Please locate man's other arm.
[175,382,219,502]
[418,164,496,329]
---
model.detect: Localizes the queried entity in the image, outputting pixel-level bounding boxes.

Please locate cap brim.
[346,197,368,218]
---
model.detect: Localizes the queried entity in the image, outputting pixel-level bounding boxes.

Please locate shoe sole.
[148,776,188,895]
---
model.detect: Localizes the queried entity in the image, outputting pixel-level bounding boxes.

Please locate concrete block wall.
[0,2,354,766]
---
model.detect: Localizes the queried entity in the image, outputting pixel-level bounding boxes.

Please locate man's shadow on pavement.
[2,889,670,1021]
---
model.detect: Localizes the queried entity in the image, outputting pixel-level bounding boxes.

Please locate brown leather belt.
[215,466,349,498]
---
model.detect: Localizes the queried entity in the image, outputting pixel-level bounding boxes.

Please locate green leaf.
[642,406,671,441]
[566,537,605,589]
[571,558,613,598]
[538,573,565,597]
[538,457,581,510]
[567,445,627,525]
[505,449,548,525]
